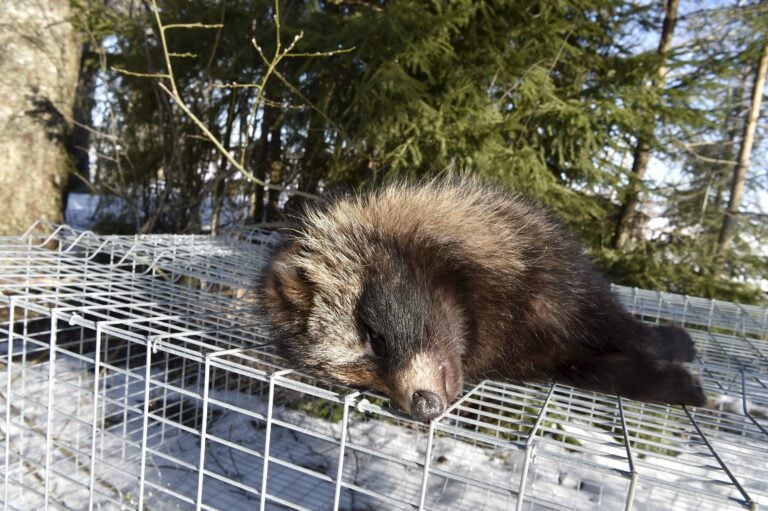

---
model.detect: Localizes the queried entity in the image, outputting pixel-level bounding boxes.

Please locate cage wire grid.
[0,221,766,511]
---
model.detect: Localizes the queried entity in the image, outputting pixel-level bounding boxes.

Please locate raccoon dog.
[258,178,706,422]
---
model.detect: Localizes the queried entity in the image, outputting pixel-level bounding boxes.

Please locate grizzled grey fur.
[257,178,706,421]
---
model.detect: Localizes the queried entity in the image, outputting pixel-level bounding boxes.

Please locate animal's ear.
[265,242,315,312]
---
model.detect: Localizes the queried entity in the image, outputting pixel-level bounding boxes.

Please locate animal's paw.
[661,364,707,407]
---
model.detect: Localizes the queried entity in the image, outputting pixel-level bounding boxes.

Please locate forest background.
[1,0,766,304]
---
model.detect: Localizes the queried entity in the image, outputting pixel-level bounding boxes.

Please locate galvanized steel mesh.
[1,221,766,510]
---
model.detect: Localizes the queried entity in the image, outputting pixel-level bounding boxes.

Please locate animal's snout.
[411,389,444,422]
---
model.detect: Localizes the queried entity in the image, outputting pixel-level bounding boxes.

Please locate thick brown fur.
[257,177,706,421]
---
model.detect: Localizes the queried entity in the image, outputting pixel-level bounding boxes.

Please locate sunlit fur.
[257,177,706,419]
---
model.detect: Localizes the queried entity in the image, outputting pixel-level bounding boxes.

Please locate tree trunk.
[265,95,284,222]
[716,39,768,253]
[285,110,326,214]
[705,68,749,243]
[253,82,284,223]
[210,91,238,235]
[67,43,98,194]
[611,0,679,249]
[0,0,82,235]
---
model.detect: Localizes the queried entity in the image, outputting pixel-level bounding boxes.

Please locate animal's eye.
[366,326,385,357]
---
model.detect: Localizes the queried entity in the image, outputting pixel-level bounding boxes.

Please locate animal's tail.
[647,324,697,363]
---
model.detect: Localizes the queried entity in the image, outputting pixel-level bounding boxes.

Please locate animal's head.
[260,230,467,422]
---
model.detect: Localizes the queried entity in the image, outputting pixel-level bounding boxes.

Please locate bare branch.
[111,67,170,80]
[285,47,356,58]
[149,0,179,96]
[671,138,738,166]
[156,82,316,198]
[125,0,354,204]
[163,22,224,30]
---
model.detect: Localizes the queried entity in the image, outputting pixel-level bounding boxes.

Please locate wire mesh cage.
[1,221,766,510]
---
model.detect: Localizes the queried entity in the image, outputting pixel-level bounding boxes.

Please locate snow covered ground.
[3,351,765,511]
[64,192,250,232]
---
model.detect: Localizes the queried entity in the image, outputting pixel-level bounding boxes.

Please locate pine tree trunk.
[265,89,284,222]
[611,0,679,249]
[716,39,768,253]
[67,43,98,195]
[0,0,81,235]
[210,90,238,235]
[706,69,749,243]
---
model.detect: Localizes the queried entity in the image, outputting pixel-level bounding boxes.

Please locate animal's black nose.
[411,390,444,422]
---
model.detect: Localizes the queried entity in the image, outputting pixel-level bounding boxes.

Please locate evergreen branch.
[496,59,545,105]
[676,2,768,23]
[325,0,384,12]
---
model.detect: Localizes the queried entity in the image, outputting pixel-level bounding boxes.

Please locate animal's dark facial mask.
[258,178,706,422]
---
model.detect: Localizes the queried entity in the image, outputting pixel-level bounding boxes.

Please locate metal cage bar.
[1,223,767,510]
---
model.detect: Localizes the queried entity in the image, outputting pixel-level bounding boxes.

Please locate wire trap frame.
[1,222,767,511]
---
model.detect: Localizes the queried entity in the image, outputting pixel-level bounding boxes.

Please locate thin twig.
[163,23,223,30]
[110,67,169,80]
[115,0,355,202]
[155,82,314,198]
